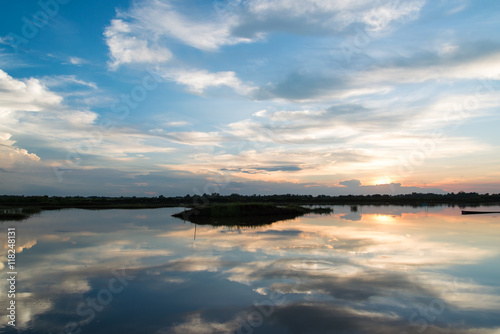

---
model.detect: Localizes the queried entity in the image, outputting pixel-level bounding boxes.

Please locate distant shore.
[0,193,499,221]
[1,192,499,208]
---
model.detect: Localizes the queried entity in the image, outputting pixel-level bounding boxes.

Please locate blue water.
[1,205,500,333]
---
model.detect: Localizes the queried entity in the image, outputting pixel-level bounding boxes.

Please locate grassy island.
[172,203,332,226]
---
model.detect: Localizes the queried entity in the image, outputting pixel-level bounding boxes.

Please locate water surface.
[1,205,500,333]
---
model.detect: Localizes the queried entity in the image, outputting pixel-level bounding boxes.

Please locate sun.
[373,214,396,224]
[374,177,392,185]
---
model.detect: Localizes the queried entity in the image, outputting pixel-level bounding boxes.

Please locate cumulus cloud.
[0,132,41,169]
[0,69,180,178]
[103,0,255,70]
[0,69,63,111]
[129,0,254,50]
[102,0,426,77]
[158,68,256,95]
[100,0,432,102]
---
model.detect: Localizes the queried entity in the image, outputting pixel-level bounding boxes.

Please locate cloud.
[0,69,181,177]
[159,131,229,146]
[340,179,362,187]
[68,56,87,65]
[158,68,256,95]
[104,18,173,70]
[253,42,500,102]
[236,0,426,37]
[227,108,361,144]
[100,0,429,101]
[165,121,190,127]
[40,75,98,89]
[155,98,493,187]
[162,313,240,334]
[253,165,302,172]
[129,0,254,51]
[103,0,255,70]
[0,132,41,169]
[103,0,425,69]
[253,71,346,100]
[0,69,63,111]
[355,43,500,86]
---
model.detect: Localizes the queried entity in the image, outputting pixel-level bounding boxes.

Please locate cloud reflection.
[1,206,500,333]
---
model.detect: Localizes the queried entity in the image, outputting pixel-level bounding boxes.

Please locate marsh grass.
[0,207,42,221]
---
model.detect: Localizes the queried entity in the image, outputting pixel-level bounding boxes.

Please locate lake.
[1,205,500,334]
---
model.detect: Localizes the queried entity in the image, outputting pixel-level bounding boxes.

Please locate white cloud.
[160,131,228,146]
[356,51,500,85]
[0,69,179,173]
[228,109,360,143]
[40,75,98,89]
[104,19,173,70]
[131,0,254,51]
[165,121,190,127]
[159,68,256,95]
[245,0,426,32]
[0,70,63,112]
[103,1,255,70]
[0,132,40,169]
[103,0,425,70]
[68,56,87,65]
[253,109,267,117]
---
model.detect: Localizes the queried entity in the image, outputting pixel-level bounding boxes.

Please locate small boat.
[462,211,500,215]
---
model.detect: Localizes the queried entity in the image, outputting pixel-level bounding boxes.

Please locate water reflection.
[0,206,499,333]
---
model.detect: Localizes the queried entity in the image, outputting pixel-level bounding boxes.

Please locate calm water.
[1,205,500,334]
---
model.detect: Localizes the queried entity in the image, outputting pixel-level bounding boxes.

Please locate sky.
[0,0,499,196]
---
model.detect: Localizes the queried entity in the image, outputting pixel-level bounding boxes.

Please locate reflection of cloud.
[8,207,500,333]
[57,279,91,294]
[340,212,362,221]
[269,302,426,334]
[0,293,53,330]
[16,239,37,253]
[226,258,436,303]
[165,211,495,271]
[163,257,222,273]
[161,301,498,334]
[160,313,240,334]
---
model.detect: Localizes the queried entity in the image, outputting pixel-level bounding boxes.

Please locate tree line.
[0,192,499,209]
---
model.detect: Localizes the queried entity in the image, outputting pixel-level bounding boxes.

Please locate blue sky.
[0,0,499,196]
